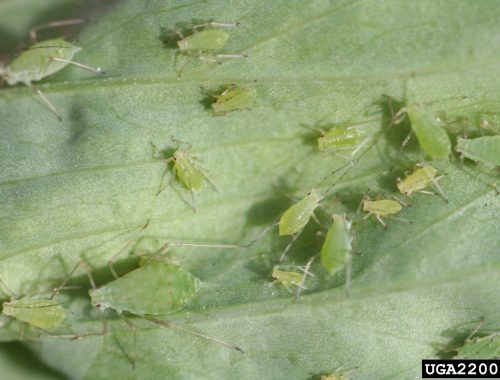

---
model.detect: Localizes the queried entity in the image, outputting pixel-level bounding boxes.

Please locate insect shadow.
[432,319,488,359]
[158,19,207,49]
[198,84,229,112]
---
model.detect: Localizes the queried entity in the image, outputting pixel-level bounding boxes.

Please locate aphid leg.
[345,248,353,297]
[387,215,412,224]
[28,84,62,121]
[144,316,244,353]
[117,312,138,369]
[215,53,248,60]
[375,215,387,228]
[198,54,222,64]
[279,232,302,262]
[29,18,84,42]
[244,222,277,248]
[295,255,315,299]
[430,175,448,202]
[49,57,105,75]
[0,278,19,298]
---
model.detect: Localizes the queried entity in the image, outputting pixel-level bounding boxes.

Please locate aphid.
[454,320,500,359]
[271,266,304,291]
[0,38,104,120]
[211,84,257,115]
[320,214,353,294]
[362,197,410,228]
[317,124,365,155]
[174,21,246,76]
[456,136,500,168]
[0,277,68,332]
[151,142,215,209]
[393,103,451,160]
[83,261,242,366]
[397,163,447,201]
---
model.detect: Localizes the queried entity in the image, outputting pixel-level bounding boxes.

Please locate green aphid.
[362,198,410,228]
[317,125,363,152]
[271,266,303,291]
[320,214,352,276]
[89,262,199,315]
[2,297,66,330]
[396,104,451,160]
[174,21,246,75]
[397,164,447,201]
[456,136,500,168]
[211,85,257,115]
[278,190,322,237]
[320,374,350,380]
[0,38,104,119]
[172,149,206,192]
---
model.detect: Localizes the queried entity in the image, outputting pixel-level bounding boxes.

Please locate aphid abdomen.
[407,105,451,160]
[272,267,302,288]
[278,190,322,236]
[173,153,205,192]
[456,136,500,167]
[179,29,229,52]
[363,200,402,216]
[320,214,351,274]
[397,166,437,195]
[89,263,199,315]
[318,126,361,151]
[2,298,66,329]
[211,86,257,115]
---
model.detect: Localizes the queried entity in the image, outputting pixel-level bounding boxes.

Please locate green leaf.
[1,0,499,379]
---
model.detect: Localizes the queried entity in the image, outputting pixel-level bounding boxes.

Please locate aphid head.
[88,288,106,310]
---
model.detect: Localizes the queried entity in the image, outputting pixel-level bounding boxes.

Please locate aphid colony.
[2,17,500,369]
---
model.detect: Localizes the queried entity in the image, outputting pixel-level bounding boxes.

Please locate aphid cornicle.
[397,163,447,201]
[456,136,500,168]
[211,84,257,115]
[0,38,104,120]
[394,103,451,160]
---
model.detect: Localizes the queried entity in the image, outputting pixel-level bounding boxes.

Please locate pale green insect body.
[211,85,257,115]
[278,189,322,236]
[172,150,206,192]
[271,266,303,290]
[2,297,66,330]
[89,262,199,315]
[320,214,352,275]
[317,125,363,152]
[403,104,452,160]
[397,165,439,195]
[2,38,81,85]
[456,136,500,167]
[362,199,402,216]
[178,29,229,52]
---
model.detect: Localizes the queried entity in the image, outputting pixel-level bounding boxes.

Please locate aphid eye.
[95,304,101,308]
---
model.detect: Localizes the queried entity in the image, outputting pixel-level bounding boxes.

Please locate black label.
[422,360,500,378]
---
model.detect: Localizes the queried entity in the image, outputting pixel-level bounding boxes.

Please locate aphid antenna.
[28,83,62,121]
[144,315,244,353]
[50,260,84,300]
[143,240,244,266]
[30,18,84,42]
[295,255,316,299]
[107,219,151,278]
[465,317,485,342]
